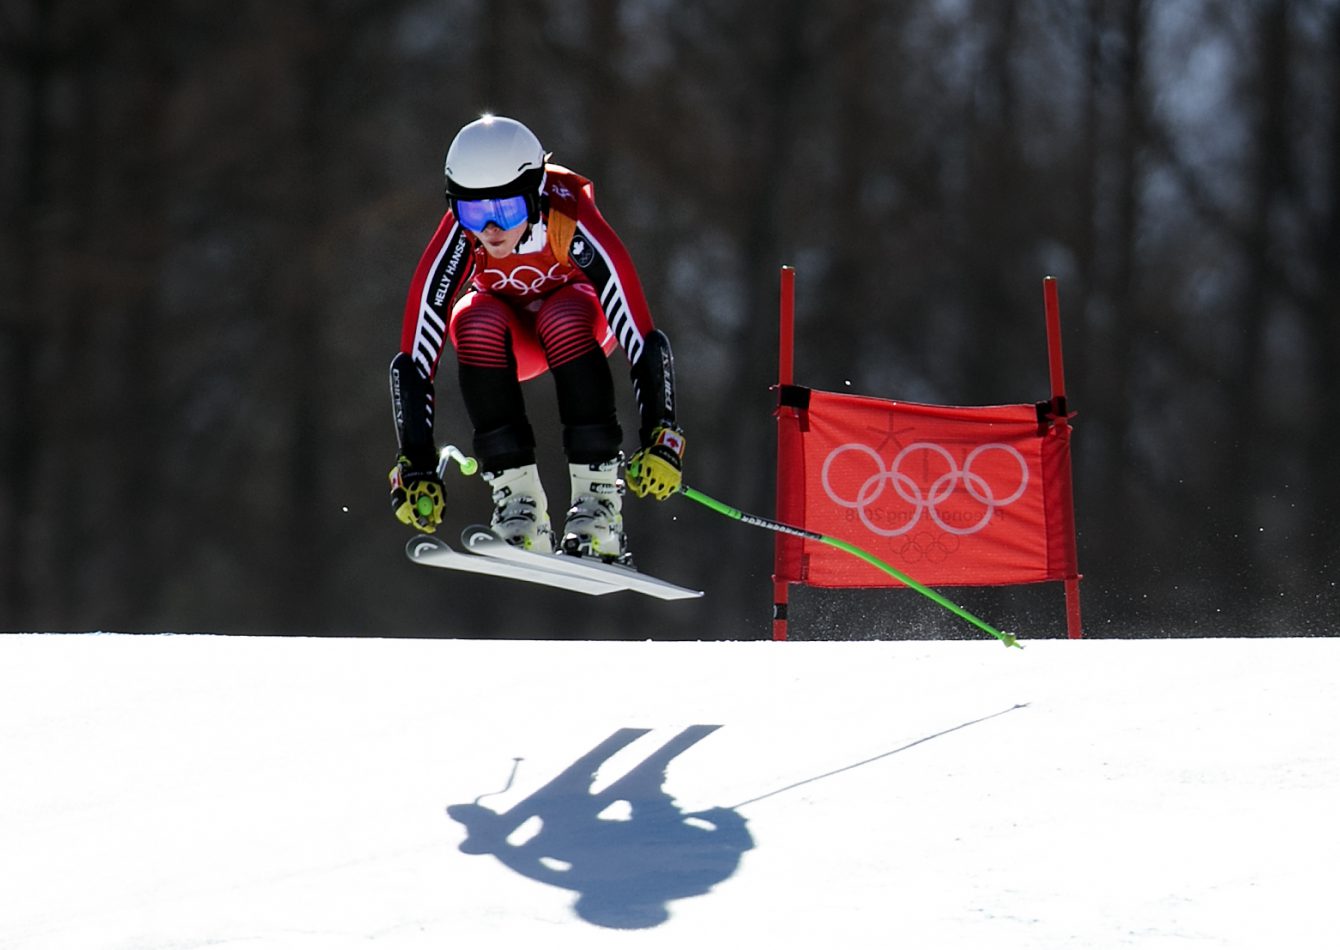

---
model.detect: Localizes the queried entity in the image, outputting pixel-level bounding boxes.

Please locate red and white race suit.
[399,164,658,383]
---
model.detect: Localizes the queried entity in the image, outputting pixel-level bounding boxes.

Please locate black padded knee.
[473,421,537,472]
[458,363,527,433]
[550,347,618,431]
[563,422,623,464]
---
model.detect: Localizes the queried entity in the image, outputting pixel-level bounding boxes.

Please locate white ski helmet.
[443,115,547,221]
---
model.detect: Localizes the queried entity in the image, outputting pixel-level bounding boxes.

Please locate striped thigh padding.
[536,284,607,369]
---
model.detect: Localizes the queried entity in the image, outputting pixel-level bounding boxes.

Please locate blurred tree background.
[2,0,1337,639]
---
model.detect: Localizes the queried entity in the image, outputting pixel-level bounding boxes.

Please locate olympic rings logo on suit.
[480,263,569,295]
[820,441,1029,537]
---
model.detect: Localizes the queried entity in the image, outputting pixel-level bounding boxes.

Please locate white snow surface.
[2,634,1337,948]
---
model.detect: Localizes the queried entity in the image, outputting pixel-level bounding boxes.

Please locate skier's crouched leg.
[474,422,552,553]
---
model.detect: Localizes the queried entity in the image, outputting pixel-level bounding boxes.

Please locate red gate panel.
[774,389,1077,589]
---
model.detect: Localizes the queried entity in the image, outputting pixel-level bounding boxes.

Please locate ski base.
[406,530,703,601]
[406,535,622,595]
[460,525,703,601]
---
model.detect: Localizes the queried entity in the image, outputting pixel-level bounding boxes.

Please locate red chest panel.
[469,224,580,301]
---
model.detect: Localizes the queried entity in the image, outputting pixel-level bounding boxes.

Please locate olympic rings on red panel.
[820,441,1029,537]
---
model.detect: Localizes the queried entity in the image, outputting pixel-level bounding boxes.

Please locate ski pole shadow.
[729,702,1031,809]
[447,725,752,930]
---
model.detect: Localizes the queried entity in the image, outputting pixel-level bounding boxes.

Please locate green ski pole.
[679,484,1021,648]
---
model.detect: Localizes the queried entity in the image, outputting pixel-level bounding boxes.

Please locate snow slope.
[2,634,1336,948]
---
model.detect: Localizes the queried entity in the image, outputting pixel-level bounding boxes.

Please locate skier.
[388,114,685,561]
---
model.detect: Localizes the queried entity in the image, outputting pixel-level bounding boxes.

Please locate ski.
[461,525,704,601]
[406,535,624,596]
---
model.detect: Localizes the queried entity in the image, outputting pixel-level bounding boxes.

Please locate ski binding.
[461,526,702,600]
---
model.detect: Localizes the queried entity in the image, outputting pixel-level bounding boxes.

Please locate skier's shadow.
[447,725,752,929]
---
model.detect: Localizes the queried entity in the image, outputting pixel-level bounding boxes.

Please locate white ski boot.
[561,458,627,562]
[483,464,553,553]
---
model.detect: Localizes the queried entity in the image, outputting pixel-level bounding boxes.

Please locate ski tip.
[462,525,498,548]
[407,534,445,558]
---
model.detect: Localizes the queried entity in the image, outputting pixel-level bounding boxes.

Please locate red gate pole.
[773,266,797,640]
[1043,277,1084,639]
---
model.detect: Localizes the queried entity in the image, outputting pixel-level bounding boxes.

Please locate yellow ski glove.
[626,426,686,500]
[389,456,446,532]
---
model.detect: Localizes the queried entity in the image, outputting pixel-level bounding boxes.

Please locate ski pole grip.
[438,444,479,479]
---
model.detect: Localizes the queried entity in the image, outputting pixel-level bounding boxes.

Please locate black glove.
[389,455,445,532]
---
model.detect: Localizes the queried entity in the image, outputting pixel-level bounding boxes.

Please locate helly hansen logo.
[433,233,469,308]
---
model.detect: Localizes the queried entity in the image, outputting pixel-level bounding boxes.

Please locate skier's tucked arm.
[389,213,476,531]
[566,185,686,500]
[626,330,685,500]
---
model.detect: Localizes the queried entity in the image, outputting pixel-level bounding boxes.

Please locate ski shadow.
[447,725,752,930]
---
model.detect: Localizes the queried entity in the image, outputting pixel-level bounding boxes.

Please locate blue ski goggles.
[453,194,531,232]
